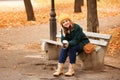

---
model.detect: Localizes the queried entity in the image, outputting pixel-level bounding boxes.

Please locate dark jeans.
[59,45,82,64]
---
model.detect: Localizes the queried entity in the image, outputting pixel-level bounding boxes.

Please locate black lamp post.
[50,0,57,41]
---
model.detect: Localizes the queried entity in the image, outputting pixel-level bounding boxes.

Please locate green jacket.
[61,23,89,51]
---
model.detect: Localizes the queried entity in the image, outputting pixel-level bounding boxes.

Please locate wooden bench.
[41,31,111,70]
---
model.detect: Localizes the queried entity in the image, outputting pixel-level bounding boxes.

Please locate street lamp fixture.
[50,0,57,41]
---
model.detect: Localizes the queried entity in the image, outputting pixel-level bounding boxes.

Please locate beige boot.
[65,64,75,76]
[53,63,64,76]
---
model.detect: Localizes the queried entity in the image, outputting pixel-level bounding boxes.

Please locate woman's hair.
[61,19,74,28]
[59,13,74,34]
[61,19,74,34]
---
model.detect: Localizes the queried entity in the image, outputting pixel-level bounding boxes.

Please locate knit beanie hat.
[59,13,71,25]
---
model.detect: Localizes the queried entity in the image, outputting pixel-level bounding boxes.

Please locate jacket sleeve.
[68,25,83,46]
[61,29,66,42]
[68,25,89,46]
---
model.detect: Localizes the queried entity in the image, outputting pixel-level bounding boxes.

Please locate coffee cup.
[62,40,68,48]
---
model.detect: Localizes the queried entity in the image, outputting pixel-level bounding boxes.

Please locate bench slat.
[42,39,108,47]
[42,39,62,46]
[56,34,61,38]
[89,39,107,46]
[57,32,111,40]
[83,31,111,40]
[56,34,109,46]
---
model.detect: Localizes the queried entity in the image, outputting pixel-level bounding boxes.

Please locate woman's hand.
[62,27,69,36]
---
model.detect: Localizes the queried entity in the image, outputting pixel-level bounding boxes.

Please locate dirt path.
[0,49,120,80]
[0,16,120,80]
[0,15,120,44]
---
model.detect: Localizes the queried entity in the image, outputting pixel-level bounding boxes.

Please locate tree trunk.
[74,0,83,12]
[87,0,99,33]
[23,0,35,21]
[81,0,84,6]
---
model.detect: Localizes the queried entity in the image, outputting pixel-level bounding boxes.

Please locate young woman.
[53,13,90,76]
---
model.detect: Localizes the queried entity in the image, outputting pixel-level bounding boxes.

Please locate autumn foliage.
[103,27,120,57]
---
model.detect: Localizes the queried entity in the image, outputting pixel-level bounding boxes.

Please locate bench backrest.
[56,31,111,47]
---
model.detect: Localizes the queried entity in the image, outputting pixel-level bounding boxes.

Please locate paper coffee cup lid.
[63,40,68,43]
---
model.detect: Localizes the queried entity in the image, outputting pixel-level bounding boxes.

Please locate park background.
[0,0,120,80]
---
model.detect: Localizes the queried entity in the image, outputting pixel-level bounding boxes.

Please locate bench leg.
[78,48,105,70]
[44,42,62,60]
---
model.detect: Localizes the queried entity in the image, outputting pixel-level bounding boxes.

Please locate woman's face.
[62,19,71,28]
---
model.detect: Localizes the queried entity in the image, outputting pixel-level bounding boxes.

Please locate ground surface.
[0,17,120,80]
[0,0,120,80]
